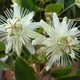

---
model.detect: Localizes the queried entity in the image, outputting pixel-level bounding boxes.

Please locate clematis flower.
[0,3,44,55]
[32,12,80,71]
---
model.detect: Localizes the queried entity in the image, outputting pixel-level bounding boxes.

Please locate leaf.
[22,45,31,60]
[41,0,49,2]
[51,66,72,78]
[57,76,80,80]
[0,51,5,58]
[45,3,63,13]
[56,0,64,4]
[7,56,14,68]
[22,45,42,63]
[0,42,5,51]
[56,0,64,8]
[0,60,10,70]
[36,27,44,34]
[18,0,37,11]
[76,69,80,76]
[15,57,37,80]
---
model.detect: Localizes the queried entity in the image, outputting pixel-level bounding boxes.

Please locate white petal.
[1,56,8,62]
[43,38,55,47]
[26,28,44,39]
[24,42,35,54]
[46,48,62,71]
[0,25,5,31]
[69,49,75,58]
[61,17,67,33]
[27,22,40,30]
[21,12,34,27]
[46,52,62,71]
[13,3,21,18]
[32,37,46,45]
[40,20,57,39]
[53,12,61,31]
[69,27,79,35]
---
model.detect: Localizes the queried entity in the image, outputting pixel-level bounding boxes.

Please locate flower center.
[5,18,23,36]
[57,36,77,54]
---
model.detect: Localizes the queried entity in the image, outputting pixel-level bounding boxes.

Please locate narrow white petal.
[13,3,21,18]
[53,13,61,31]
[43,38,55,47]
[15,37,22,55]
[0,25,5,31]
[46,53,61,71]
[46,49,62,71]
[26,28,44,38]
[24,42,35,54]
[32,37,46,45]
[61,17,67,34]
[40,20,57,39]
[21,12,34,27]
[27,22,40,30]
[69,49,75,58]
[69,27,79,36]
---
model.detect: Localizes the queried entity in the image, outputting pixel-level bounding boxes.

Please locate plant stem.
[58,3,75,16]
[59,18,80,22]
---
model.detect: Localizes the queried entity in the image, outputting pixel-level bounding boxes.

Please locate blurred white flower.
[0,3,43,55]
[32,12,80,71]
[75,0,80,8]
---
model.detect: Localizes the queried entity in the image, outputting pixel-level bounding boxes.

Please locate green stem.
[58,3,75,16]
[59,18,80,22]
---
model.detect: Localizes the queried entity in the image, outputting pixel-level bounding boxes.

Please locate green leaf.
[56,0,64,4]
[51,66,72,78]
[56,0,64,8]
[22,45,31,60]
[15,57,37,80]
[41,0,49,2]
[0,60,10,70]
[0,51,5,58]
[7,56,14,69]
[22,45,44,63]
[57,76,80,80]
[36,27,44,34]
[32,54,43,63]
[18,0,37,11]
[45,3,63,13]
[0,42,5,51]
[76,69,80,76]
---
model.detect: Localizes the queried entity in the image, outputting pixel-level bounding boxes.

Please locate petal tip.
[46,66,50,71]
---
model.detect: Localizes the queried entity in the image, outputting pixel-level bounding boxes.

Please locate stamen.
[68,20,74,30]
[10,9,14,18]
[22,9,28,17]
[0,15,7,23]
[0,19,5,24]
[21,8,29,18]
[4,9,12,18]
[5,9,13,18]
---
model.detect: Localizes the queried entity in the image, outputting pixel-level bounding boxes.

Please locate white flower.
[32,12,80,71]
[0,3,44,55]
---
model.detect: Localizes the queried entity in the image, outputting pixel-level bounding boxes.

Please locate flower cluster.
[0,3,44,55]
[0,3,80,71]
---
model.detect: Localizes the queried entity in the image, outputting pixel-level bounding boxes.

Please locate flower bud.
[75,0,80,8]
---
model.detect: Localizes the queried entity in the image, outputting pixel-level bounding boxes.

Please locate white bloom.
[32,12,80,71]
[0,3,44,55]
